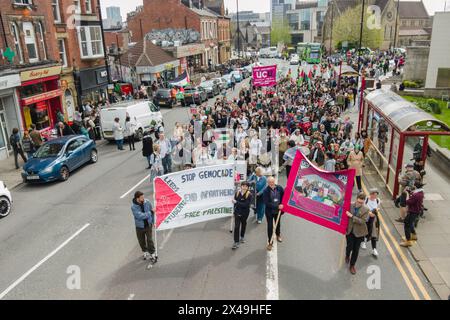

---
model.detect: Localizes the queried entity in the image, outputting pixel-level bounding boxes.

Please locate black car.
[184,86,207,105]
[153,89,176,108]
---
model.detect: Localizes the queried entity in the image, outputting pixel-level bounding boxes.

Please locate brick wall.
[127,0,201,42]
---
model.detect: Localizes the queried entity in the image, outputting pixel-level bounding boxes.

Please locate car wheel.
[0,196,12,218]
[90,149,98,164]
[135,128,144,141]
[59,166,70,182]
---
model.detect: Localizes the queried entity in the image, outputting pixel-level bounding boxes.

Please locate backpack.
[365,197,380,206]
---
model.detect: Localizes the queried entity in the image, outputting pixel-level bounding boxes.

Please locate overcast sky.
[100,0,449,20]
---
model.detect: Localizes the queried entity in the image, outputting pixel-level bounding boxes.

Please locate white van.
[100,100,163,141]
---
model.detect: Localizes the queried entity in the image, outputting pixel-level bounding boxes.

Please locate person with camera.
[232,181,253,250]
[361,189,381,258]
[400,181,425,247]
[395,163,421,223]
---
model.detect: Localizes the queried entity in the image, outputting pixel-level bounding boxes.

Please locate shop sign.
[22,89,63,106]
[175,44,206,58]
[20,66,62,82]
[0,74,21,90]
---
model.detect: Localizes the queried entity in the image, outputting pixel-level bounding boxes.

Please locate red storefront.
[18,66,63,139]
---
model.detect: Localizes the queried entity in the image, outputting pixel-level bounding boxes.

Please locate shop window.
[10,23,23,64]
[24,102,50,131]
[77,26,104,59]
[52,0,61,23]
[20,83,45,99]
[22,22,39,63]
[38,22,47,60]
[58,39,68,67]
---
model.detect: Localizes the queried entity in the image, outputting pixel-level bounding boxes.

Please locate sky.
[100,0,449,21]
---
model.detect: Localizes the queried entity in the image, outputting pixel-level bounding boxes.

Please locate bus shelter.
[359,89,450,198]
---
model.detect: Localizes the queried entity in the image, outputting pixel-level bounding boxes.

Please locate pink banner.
[252,65,277,87]
[281,151,356,234]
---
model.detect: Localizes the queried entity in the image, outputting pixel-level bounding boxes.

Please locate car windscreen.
[156,90,170,97]
[34,143,65,158]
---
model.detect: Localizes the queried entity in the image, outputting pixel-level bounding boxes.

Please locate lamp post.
[236,0,241,59]
[329,0,334,55]
[97,4,112,85]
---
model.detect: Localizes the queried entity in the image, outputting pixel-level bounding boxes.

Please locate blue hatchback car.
[22,135,98,183]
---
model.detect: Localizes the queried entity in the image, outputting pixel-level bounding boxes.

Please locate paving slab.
[418,260,446,285]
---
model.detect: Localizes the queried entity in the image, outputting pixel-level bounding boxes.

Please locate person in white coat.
[113,117,124,150]
[124,116,136,151]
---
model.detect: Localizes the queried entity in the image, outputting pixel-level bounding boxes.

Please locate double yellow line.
[361,181,431,300]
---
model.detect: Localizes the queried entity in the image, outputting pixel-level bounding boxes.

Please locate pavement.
[0,59,446,300]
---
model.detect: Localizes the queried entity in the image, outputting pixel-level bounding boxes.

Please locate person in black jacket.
[263,176,284,251]
[232,181,253,250]
[142,132,154,169]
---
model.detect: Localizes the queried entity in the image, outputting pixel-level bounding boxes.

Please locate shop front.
[60,72,78,124]
[0,73,22,160]
[169,43,205,75]
[18,66,63,140]
[137,60,180,87]
[75,66,109,105]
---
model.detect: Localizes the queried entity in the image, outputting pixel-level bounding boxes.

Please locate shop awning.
[365,89,450,133]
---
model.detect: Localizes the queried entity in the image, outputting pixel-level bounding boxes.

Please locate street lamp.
[97,4,112,85]
[236,0,241,59]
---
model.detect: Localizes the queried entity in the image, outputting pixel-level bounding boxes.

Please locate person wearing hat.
[401,180,425,247]
[395,163,421,222]
[232,181,253,250]
[347,145,364,192]
[309,141,326,167]
[362,189,381,257]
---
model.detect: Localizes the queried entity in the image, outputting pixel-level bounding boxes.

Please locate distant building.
[425,12,450,97]
[103,6,123,29]
[397,1,431,47]
[287,0,328,45]
[271,0,297,24]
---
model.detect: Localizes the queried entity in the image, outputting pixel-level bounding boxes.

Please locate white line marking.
[127,293,135,300]
[0,223,90,300]
[266,241,279,300]
[120,174,151,199]
[159,229,174,250]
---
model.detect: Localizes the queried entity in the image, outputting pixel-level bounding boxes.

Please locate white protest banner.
[154,164,235,230]
[196,159,247,183]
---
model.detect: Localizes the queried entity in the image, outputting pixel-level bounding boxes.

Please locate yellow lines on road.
[361,181,431,300]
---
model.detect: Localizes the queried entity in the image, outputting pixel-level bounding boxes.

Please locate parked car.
[199,80,220,98]
[212,78,226,91]
[184,86,208,105]
[100,100,163,141]
[230,70,242,82]
[0,181,12,218]
[221,75,233,88]
[21,136,97,183]
[153,88,177,108]
[290,54,300,65]
[239,67,251,79]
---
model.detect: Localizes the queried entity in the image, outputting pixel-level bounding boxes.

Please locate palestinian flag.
[213,129,232,144]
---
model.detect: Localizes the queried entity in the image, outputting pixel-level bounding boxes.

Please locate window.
[58,39,67,67]
[74,0,81,13]
[10,23,23,64]
[37,22,47,60]
[85,0,92,13]
[77,26,104,58]
[14,0,33,4]
[23,22,39,63]
[52,0,61,23]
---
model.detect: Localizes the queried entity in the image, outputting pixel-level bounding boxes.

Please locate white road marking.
[266,241,279,300]
[0,223,90,300]
[159,229,174,250]
[127,293,135,300]
[120,174,151,199]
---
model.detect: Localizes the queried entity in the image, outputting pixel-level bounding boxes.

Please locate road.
[0,59,438,300]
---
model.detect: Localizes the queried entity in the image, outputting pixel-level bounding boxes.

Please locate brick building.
[0,0,62,159]
[126,0,226,73]
[54,0,108,114]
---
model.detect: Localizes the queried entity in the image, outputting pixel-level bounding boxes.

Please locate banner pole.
[153,176,158,258]
[270,210,282,246]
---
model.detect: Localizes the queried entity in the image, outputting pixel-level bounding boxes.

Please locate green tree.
[271,19,291,46]
[332,4,383,50]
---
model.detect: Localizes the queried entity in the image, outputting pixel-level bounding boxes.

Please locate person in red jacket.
[400,181,425,247]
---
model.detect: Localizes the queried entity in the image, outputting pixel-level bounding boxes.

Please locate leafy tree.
[271,19,291,46]
[332,4,383,50]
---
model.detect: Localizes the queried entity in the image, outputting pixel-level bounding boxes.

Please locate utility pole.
[393,0,400,49]
[357,0,366,76]
[329,1,334,54]
[97,4,112,85]
[236,0,241,58]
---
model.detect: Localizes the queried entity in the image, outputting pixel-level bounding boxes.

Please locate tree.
[271,19,291,46]
[332,4,383,50]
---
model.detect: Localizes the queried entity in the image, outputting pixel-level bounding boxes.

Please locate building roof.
[190,7,218,18]
[399,1,429,18]
[335,0,390,14]
[121,39,176,68]
[398,28,429,36]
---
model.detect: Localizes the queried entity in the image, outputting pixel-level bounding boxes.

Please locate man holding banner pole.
[263,177,285,251]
